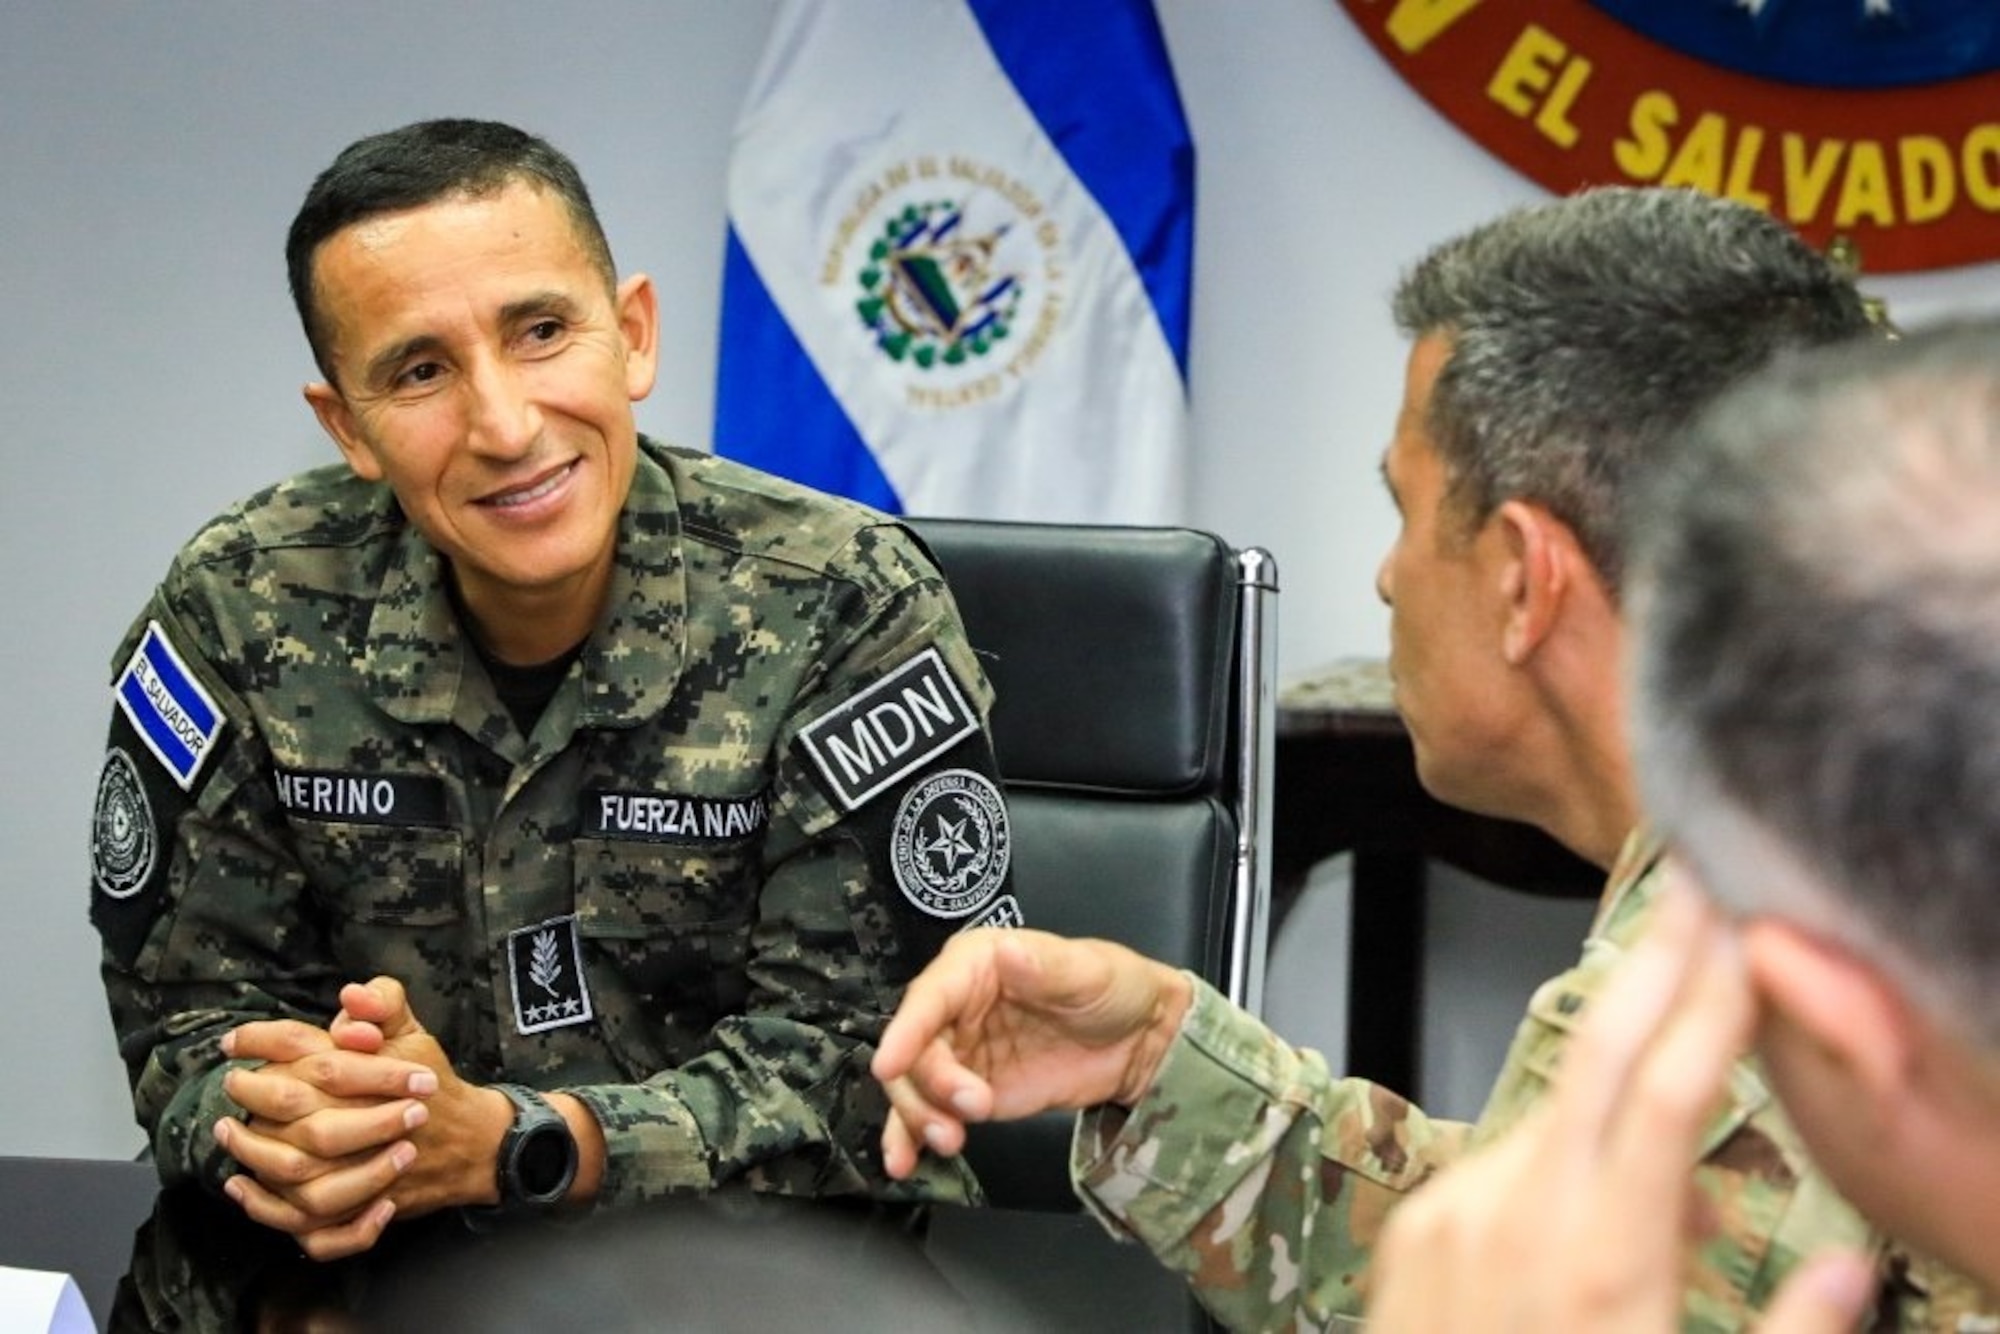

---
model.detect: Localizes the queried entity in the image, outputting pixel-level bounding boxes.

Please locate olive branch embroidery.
[529,928,564,997]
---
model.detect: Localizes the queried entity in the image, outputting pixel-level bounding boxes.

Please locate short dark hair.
[1393,186,1873,594]
[285,118,617,381]
[1633,319,2000,1048]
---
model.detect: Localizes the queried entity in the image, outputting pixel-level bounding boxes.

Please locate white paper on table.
[0,1265,95,1333]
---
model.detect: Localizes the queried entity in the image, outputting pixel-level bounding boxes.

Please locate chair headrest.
[906,518,1236,795]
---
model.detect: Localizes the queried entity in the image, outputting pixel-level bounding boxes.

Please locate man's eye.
[527,319,563,343]
[398,362,443,388]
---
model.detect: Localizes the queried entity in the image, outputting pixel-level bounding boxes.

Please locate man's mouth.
[481,461,576,509]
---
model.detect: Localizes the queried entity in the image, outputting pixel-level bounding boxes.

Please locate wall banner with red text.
[1337,0,2000,272]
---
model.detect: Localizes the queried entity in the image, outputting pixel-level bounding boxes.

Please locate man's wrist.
[1116,966,1195,1107]
[491,1084,578,1210]
[543,1091,606,1205]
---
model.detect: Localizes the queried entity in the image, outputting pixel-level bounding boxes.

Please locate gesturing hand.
[872,928,1191,1180]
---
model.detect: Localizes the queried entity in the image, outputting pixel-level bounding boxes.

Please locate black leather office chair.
[905,518,1279,1213]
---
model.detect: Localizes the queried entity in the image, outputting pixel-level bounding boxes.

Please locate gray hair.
[1631,319,2000,1050]
[1394,186,1871,593]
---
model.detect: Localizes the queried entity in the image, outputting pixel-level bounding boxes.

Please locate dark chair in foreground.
[906,518,1279,1213]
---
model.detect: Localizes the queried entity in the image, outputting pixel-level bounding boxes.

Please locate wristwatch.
[493,1084,578,1210]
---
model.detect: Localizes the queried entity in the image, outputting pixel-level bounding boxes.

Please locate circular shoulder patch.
[890,769,1011,919]
[92,747,157,899]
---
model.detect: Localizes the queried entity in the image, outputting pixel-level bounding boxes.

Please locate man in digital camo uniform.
[89,118,1018,1263]
[876,187,1996,1329]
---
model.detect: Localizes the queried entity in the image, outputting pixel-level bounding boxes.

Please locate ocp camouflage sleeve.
[1067,832,1998,1332]
[89,439,1013,1209]
[1473,833,1997,1333]
[1070,979,1468,1330]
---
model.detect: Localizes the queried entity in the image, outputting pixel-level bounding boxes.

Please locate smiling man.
[89,118,1016,1260]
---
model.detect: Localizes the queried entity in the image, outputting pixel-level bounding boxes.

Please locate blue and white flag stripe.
[718,230,900,511]
[965,0,1192,377]
[717,0,1194,523]
[114,622,223,790]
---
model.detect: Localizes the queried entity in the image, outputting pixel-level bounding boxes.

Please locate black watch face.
[516,1124,574,1199]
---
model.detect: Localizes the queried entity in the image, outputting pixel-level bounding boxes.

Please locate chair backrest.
[906,517,1278,1211]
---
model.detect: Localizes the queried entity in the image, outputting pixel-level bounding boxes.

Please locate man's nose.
[465,355,540,458]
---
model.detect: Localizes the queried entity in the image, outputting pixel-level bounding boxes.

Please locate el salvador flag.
[715,0,1194,523]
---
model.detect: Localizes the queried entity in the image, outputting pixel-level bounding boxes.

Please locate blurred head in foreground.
[1632,318,2000,1292]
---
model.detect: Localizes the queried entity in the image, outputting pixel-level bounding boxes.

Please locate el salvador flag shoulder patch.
[114,621,225,792]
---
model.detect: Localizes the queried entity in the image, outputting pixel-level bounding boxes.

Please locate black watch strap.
[493,1083,578,1210]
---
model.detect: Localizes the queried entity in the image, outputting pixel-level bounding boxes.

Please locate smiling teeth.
[488,465,570,508]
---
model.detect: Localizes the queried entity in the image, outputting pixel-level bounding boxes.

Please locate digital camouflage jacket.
[91,438,1019,1210]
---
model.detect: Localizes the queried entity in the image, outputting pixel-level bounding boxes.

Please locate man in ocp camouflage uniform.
[876,188,2000,1330]
[1367,318,2000,1333]
[89,118,1018,1262]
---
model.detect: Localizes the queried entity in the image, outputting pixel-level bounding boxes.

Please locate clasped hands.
[213,977,505,1260]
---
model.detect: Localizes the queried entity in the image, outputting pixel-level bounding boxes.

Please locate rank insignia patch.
[507,916,595,1035]
[890,768,1011,920]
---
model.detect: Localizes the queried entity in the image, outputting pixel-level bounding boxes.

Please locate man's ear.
[1741,916,1914,1110]
[301,381,383,482]
[1493,500,1573,665]
[615,273,661,402]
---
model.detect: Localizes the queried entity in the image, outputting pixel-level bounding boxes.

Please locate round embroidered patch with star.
[92,747,156,899]
[890,769,1011,919]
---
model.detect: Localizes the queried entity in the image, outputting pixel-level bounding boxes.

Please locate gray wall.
[6,2,1995,1156]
